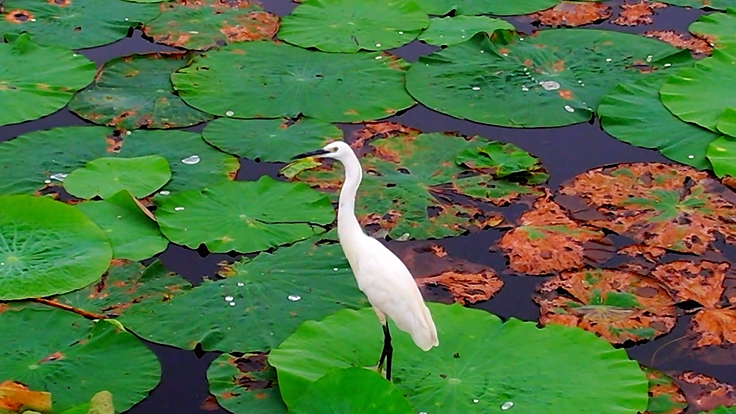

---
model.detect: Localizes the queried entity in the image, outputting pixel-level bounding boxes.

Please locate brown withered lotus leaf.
[650,260,732,307]
[534,268,676,344]
[498,193,613,275]
[392,242,503,305]
[0,381,52,413]
[529,1,612,27]
[612,0,667,26]
[644,30,713,55]
[207,352,286,413]
[674,372,736,413]
[690,308,736,348]
[618,244,667,263]
[558,163,736,254]
[640,366,687,414]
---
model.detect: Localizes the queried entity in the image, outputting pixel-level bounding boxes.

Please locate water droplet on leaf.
[375,43,381,47]
[288,295,301,301]
[50,173,67,181]
[472,86,481,90]
[237,282,244,286]
[174,206,185,211]
[501,402,514,410]
[224,296,234,301]
[688,155,695,159]
[181,155,200,165]
[540,80,560,91]
[564,105,575,113]
[229,302,235,306]
[225,111,235,117]
[473,399,479,403]
[159,190,170,196]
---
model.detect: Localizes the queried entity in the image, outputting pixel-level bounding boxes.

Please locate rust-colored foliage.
[200,395,220,411]
[498,193,612,275]
[675,372,736,413]
[529,1,612,27]
[3,9,33,23]
[618,244,667,263]
[534,268,676,344]
[219,11,279,43]
[0,381,52,413]
[558,163,736,254]
[612,0,667,26]
[393,242,503,305]
[221,352,277,395]
[691,308,736,348]
[641,366,687,414]
[644,30,713,55]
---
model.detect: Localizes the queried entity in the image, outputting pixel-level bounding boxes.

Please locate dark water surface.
[0,1,733,413]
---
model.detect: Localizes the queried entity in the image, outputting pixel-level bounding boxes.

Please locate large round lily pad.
[291,123,545,240]
[0,195,112,301]
[202,118,343,163]
[406,29,682,127]
[171,41,415,122]
[269,303,649,413]
[689,9,736,47]
[75,191,168,262]
[290,367,413,414]
[707,136,736,177]
[0,306,160,413]
[534,268,676,344]
[208,353,287,414]
[154,177,335,253]
[658,0,734,11]
[119,239,369,352]
[412,0,559,16]
[69,53,213,129]
[0,0,159,49]
[142,0,279,51]
[278,0,428,53]
[64,155,171,199]
[661,47,736,135]
[0,126,238,196]
[418,16,514,47]
[0,34,96,127]
[599,71,720,170]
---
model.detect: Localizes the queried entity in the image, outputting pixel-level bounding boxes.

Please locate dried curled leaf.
[534,268,676,344]
[641,366,687,414]
[650,260,731,308]
[0,381,52,413]
[618,244,667,263]
[498,194,613,275]
[529,1,612,27]
[675,372,736,413]
[690,308,736,348]
[644,30,713,55]
[612,0,667,26]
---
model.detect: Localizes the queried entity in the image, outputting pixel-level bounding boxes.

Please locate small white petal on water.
[501,402,514,410]
[288,295,301,301]
[237,282,244,286]
[181,155,200,165]
[540,80,560,91]
[225,111,235,117]
[472,86,481,90]
[159,190,170,196]
[688,155,695,159]
[224,296,234,301]
[50,173,67,181]
[174,206,185,211]
[564,105,575,113]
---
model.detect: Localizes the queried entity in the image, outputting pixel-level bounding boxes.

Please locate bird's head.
[291,141,353,162]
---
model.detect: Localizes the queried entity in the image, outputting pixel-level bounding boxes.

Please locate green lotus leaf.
[119,239,368,352]
[207,353,287,414]
[695,407,736,414]
[599,72,720,170]
[269,303,649,414]
[0,195,112,301]
[0,0,159,49]
[171,41,415,122]
[142,0,279,51]
[0,34,96,127]
[69,53,213,129]
[661,47,736,134]
[707,136,736,177]
[278,0,428,53]
[406,29,682,127]
[64,155,171,200]
[290,367,413,414]
[51,260,189,318]
[56,391,114,414]
[456,141,543,177]
[0,126,238,196]
[658,0,734,11]
[418,16,514,47]
[292,127,546,240]
[717,108,736,137]
[75,191,168,261]
[0,306,160,413]
[154,177,334,253]
[689,9,736,47]
[412,0,559,15]
[202,118,343,163]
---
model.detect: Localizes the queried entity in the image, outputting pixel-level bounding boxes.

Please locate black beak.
[291,149,330,160]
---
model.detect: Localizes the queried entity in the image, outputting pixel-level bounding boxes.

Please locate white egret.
[291,141,439,380]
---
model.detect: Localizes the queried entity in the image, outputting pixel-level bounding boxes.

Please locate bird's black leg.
[377,323,393,381]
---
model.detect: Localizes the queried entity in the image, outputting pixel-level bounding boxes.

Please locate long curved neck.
[337,152,364,241]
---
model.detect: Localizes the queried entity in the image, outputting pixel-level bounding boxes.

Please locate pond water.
[0,0,733,413]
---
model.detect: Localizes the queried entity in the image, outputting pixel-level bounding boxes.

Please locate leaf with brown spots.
[534,268,677,344]
[143,0,279,51]
[529,1,612,27]
[558,163,736,254]
[612,1,667,26]
[690,308,736,348]
[674,372,736,413]
[498,193,613,275]
[0,381,51,413]
[391,241,503,304]
[650,260,732,308]
[207,353,287,414]
[644,30,713,55]
[641,366,687,414]
[293,123,546,240]
[618,244,667,263]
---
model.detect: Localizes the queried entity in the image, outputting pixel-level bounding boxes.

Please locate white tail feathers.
[409,303,439,351]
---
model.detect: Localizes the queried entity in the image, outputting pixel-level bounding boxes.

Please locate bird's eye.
[330,147,338,152]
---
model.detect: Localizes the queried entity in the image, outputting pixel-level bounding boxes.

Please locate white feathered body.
[339,231,439,351]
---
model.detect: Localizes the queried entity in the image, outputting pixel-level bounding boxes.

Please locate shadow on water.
[1,0,734,412]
